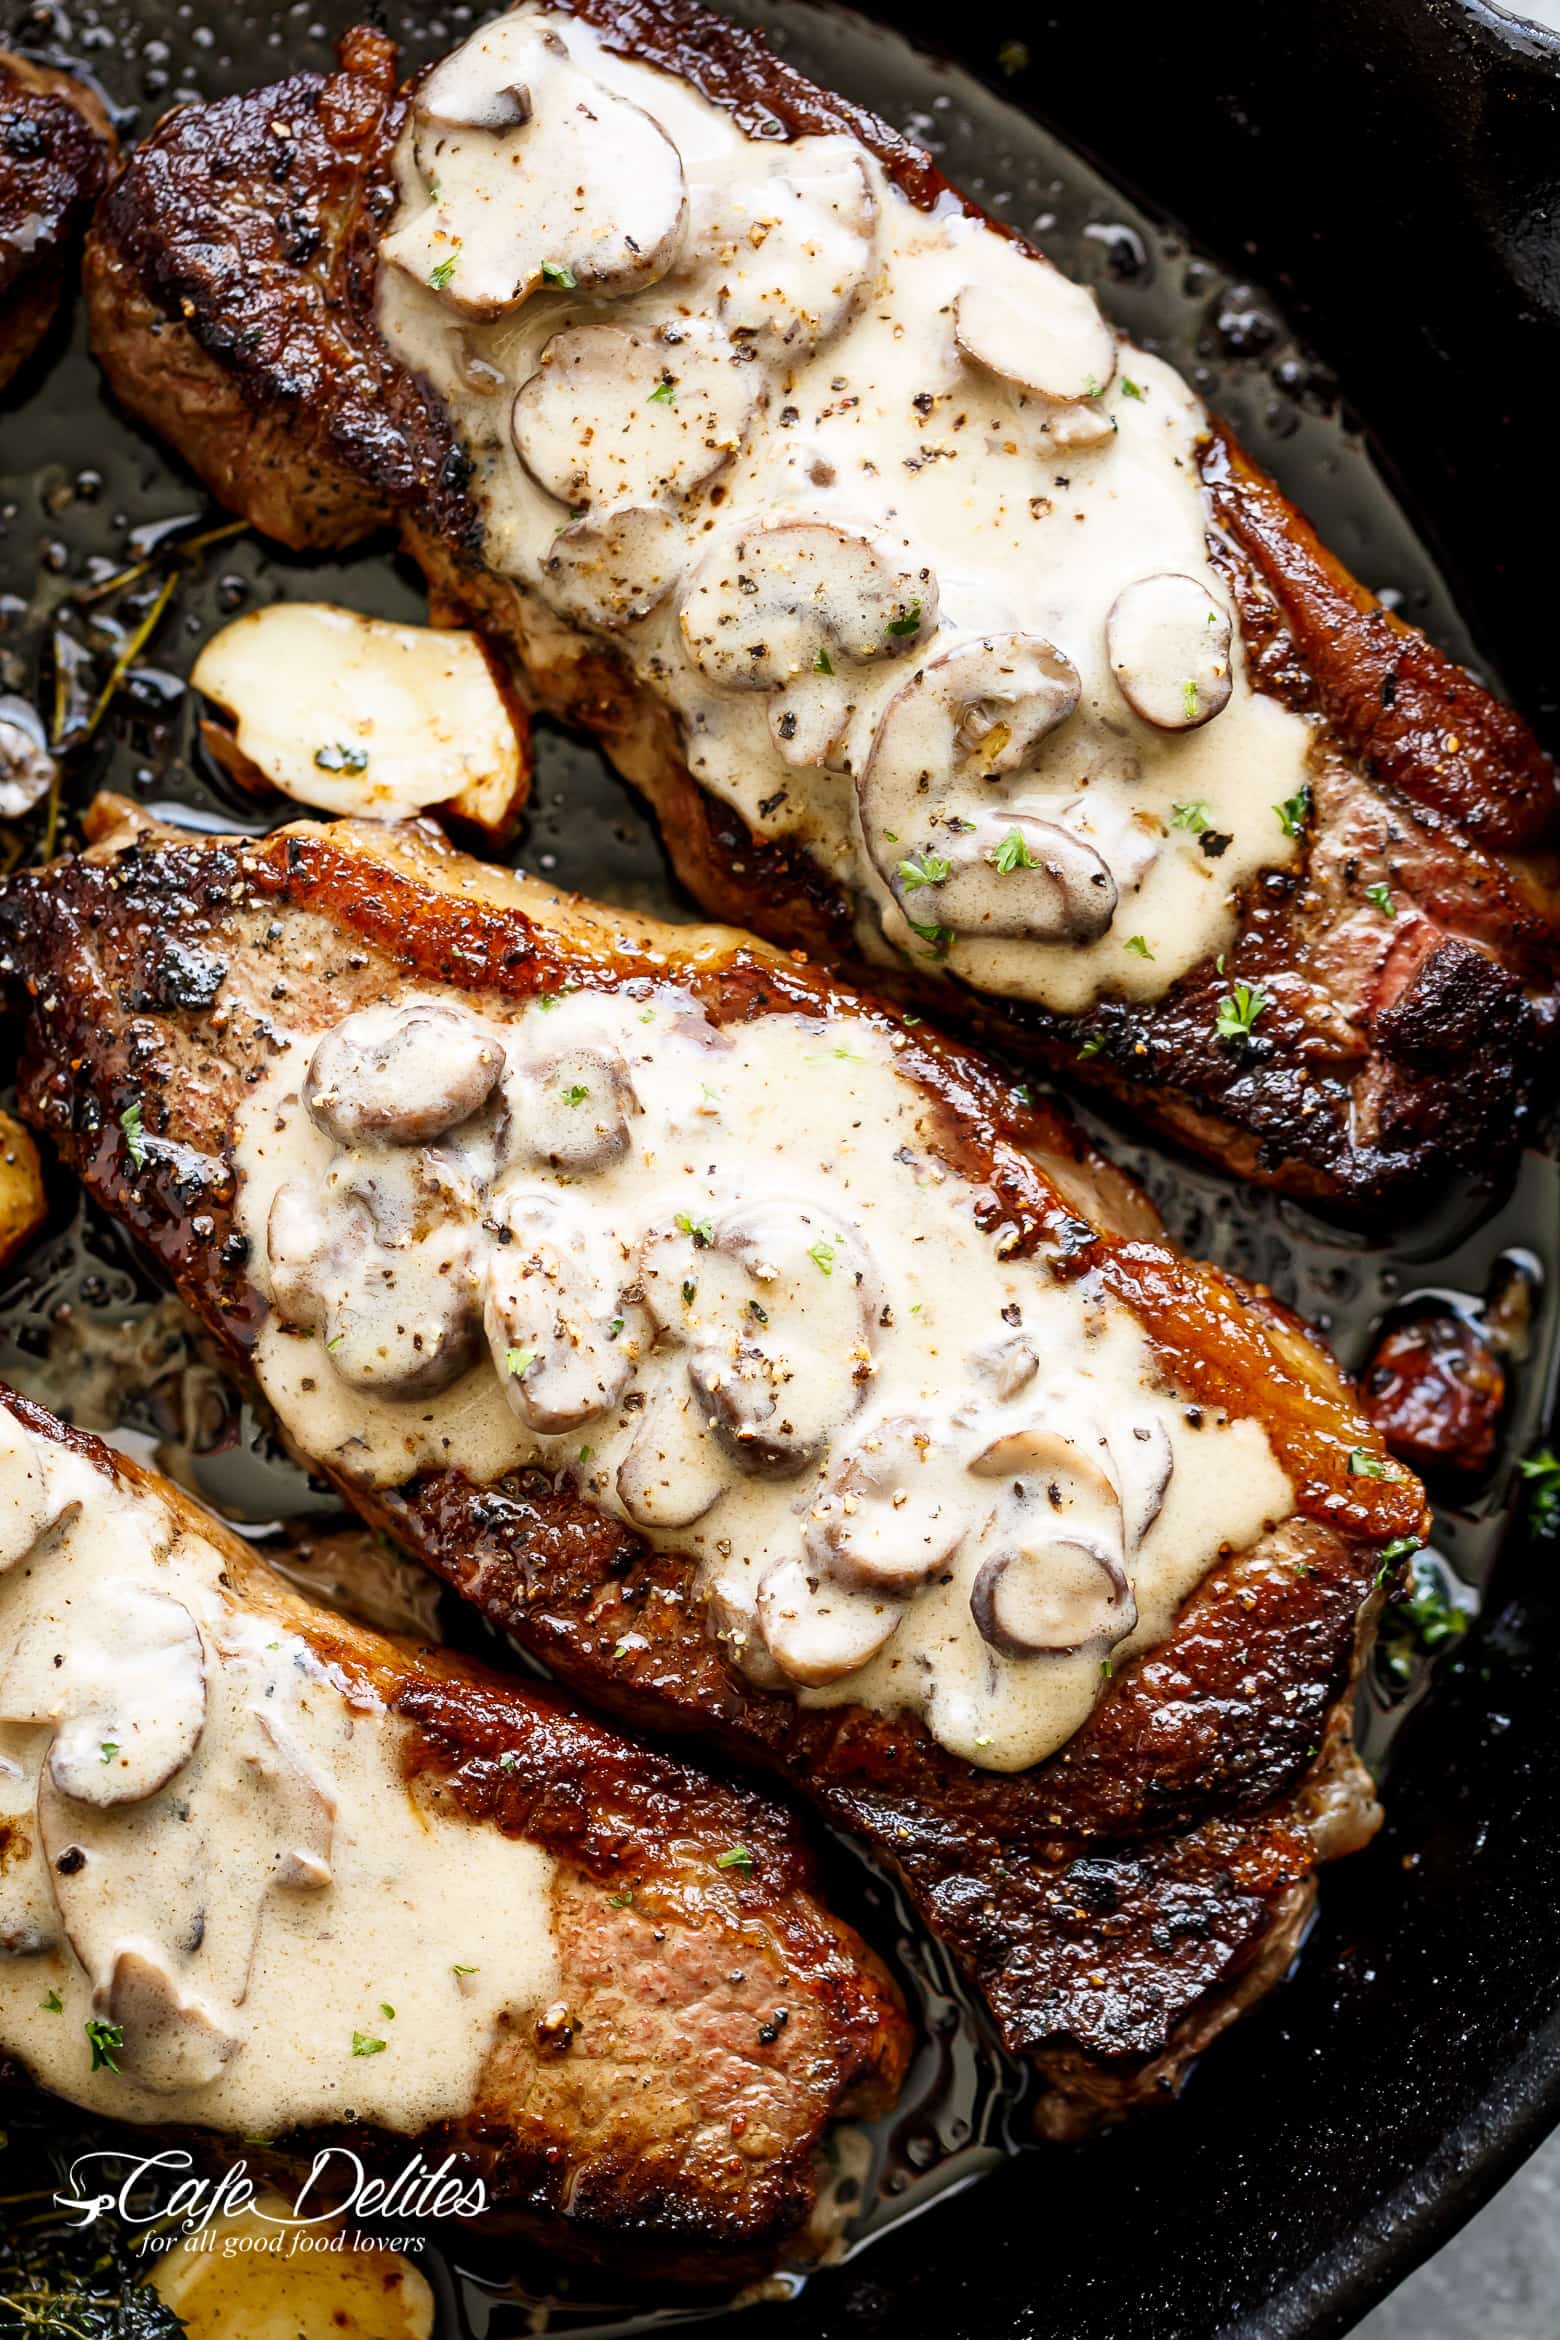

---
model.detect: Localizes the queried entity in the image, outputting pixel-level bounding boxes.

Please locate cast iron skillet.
[0,2,1557,2335]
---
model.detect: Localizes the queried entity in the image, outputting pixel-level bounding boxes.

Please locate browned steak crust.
[0,806,1425,2129]
[0,1384,908,2282]
[81,5,1560,1211]
[0,54,114,392]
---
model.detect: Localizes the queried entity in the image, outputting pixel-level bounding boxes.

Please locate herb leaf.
[1519,1445,1560,1539]
[561,1083,589,1107]
[807,1240,836,1276]
[505,1347,536,1377]
[120,1101,147,1170]
[1124,934,1153,960]
[540,259,578,289]
[85,2017,123,2072]
[993,829,1039,874]
[715,1845,755,1873]
[814,646,834,675]
[1170,799,1212,833]
[314,741,368,775]
[1274,784,1312,840]
[351,2031,388,2058]
[675,1211,714,1247]
[897,849,951,891]
[647,378,677,405]
[886,601,921,639]
[427,255,457,292]
[1366,882,1396,918]
[1213,980,1268,1044]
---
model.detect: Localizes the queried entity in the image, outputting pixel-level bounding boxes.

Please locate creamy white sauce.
[375,5,1315,1013]
[233,989,1292,1771]
[0,1409,559,2132]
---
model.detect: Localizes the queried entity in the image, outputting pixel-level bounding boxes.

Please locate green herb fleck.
[1366,882,1396,918]
[608,1316,625,1339]
[1519,1446,1560,1539]
[1013,1083,1032,1106]
[452,1963,479,1977]
[578,1444,593,1465]
[887,601,922,638]
[1380,1552,1468,1684]
[676,1211,714,1247]
[1274,784,1312,840]
[99,1743,118,1765]
[1119,376,1145,400]
[499,1750,520,1773]
[379,2002,395,2021]
[326,1333,344,1353]
[648,378,677,405]
[505,1347,536,1377]
[40,1988,62,2013]
[1124,934,1153,960]
[748,1299,768,1325]
[814,646,834,675]
[897,849,951,891]
[993,829,1039,874]
[120,1101,147,1170]
[1077,1034,1106,1061]
[715,1845,755,1873]
[1348,1447,1400,1480]
[427,256,457,292]
[540,259,578,289]
[681,1279,697,1305]
[1213,980,1268,1044]
[351,2031,387,2058]
[561,1083,590,1106]
[1180,678,1200,723]
[314,741,368,775]
[807,1240,836,1276]
[908,917,953,953]
[85,2018,123,2073]
[1170,799,1212,833]
[1379,1536,1423,1567]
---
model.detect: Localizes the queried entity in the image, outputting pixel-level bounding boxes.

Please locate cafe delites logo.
[56,2144,489,2256]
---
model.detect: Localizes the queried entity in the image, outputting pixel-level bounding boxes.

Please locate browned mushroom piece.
[757,1555,903,1686]
[513,321,755,509]
[0,1407,65,1571]
[615,1376,731,1529]
[507,1035,639,1172]
[859,635,1112,945]
[304,1003,505,1147]
[969,1417,1122,1523]
[98,1946,241,2094]
[1363,1306,1506,1476]
[953,253,1117,405]
[382,23,688,318]
[484,1188,638,1434]
[542,505,684,633]
[639,1196,881,1479]
[805,1415,971,1592]
[679,516,937,770]
[970,1537,1132,1657]
[0,694,55,819]
[0,1580,207,1807]
[1106,572,1234,731]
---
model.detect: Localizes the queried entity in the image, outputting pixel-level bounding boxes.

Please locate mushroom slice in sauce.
[98,1946,240,2095]
[305,1003,504,1147]
[1108,1415,1175,1548]
[381,26,687,318]
[901,809,1118,946]
[0,1579,206,1808]
[616,1375,730,1529]
[968,1333,1039,1401]
[542,505,683,633]
[757,1555,902,1686]
[953,245,1117,406]
[969,1416,1122,1525]
[0,694,55,819]
[507,1033,638,1172]
[1106,572,1234,731]
[805,1415,970,1592]
[695,141,877,352]
[513,321,756,510]
[970,1537,1132,1657]
[640,1195,880,1479]
[484,1189,636,1434]
[0,1408,68,1571]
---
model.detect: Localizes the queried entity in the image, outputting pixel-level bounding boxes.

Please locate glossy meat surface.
[0,804,1426,2126]
[0,54,113,391]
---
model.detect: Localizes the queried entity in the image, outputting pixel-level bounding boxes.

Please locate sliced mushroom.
[968,1333,1039,1401]
[0,1580,206,1809]
[639,1196,880,1479]
[969,1416,1122,1526]
[485,1189,637,1434]
[1106,573,1234,731]
[513,321,755,511]
[0,694,55,819]
[1107,1415,1174,1548]
[239,1708,336,1893]
[695,141,877,352]
[757,1555,902,1686]
[679,516,936,768]
[894,809,1118,945]
[0,1410,66,1572]
[804,1415,970,1592]
[305,1004,505,1147]
[970,1538,1132,1657]
[954,249,1117,406]
[506,1034,638,1173]
[98,1946,239,2094]
[616,1374,731,1528]
[382,26,687,318]
[541,505,683,633]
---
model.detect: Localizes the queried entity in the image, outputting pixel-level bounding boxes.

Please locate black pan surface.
[0,2,1556,2334]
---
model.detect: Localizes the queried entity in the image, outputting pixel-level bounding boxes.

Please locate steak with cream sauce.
[0,1384,907,2281]
[0,802,1426,2132]
[80,2,1560,1210]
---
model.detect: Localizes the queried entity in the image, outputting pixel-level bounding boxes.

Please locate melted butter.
[153,2198,434,2340]
[374,5,1313,1013]
[0,1411,559,2132]
[233,989,1292,1771]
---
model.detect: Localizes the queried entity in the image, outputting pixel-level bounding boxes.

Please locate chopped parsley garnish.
[427,256,457,291]
[351,2031,387,2058]
[99,1743,118,1765]
[886,601,921,638]
[1181,678,1200,724]
[1366,882,1396,917]
[85,2018,123,2072]
[1124,934,1153,960]
[908,917,953,953]
[676,1212,714,1247]
[608,1316,625,1339]
[326,1332,345,1353]
[1213,980,1268,1044]
[1519,1445,1560,1539]
[748,1299,768,1324]
[647,378,677,405]
[1347,1447,1398,1480]
[807,1240,836,1275]
[715,1845,755,1873]
[380,2003,395,2020]
[505,1347,535,1377]
[1380,1552,1468,1684]
[561,1083,590,1106]
[1120,376,1145,400]
[897,849,951,891]
[1077,1034,1105,1061]
[993,829,1040,874]
[1013,1083,1031,1105]
[681,1279,697,1305]
[1274,784,1312,840]
[452,1963,479,1977]
[814,646,834,675]
[1379,1536,1423,1567]
[578,1444,593,1464]
[1170,799,1212,833]
[314,741,368,775]
[499,1750,520,1773]
[540,259,577,289]
[608,1888,634,1908]
[120,1101,147,1170]
[40,1988,62,2013]
[614,1636,635,1659]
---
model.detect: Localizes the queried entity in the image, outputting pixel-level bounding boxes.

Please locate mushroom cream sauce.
[0,1407,558,2129]
[233,987,1291,1774]
[376,5,1315,1015]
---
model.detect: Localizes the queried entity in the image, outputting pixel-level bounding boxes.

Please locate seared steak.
[80,4,1559,1210]
[0,54,113,393]
[0,802,1425,2133]
[0,1383,907,2281]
